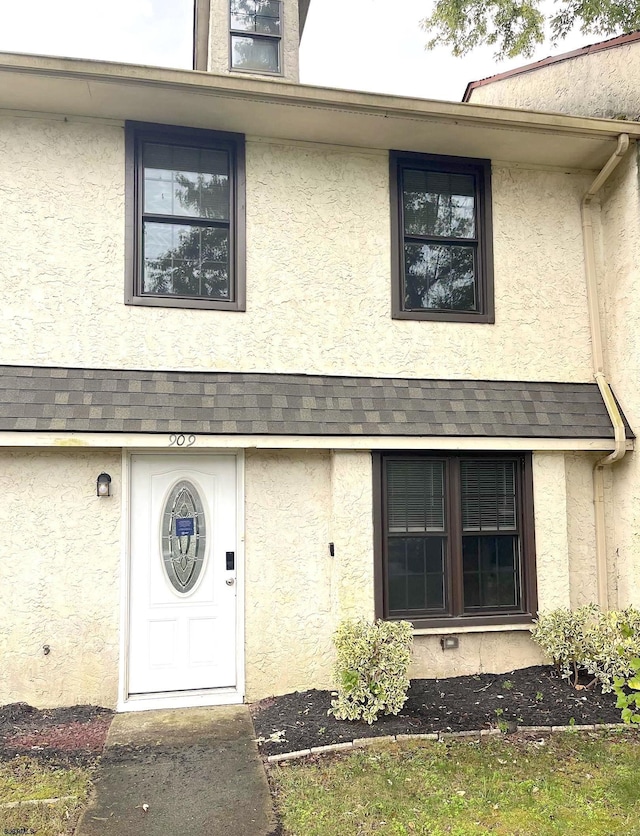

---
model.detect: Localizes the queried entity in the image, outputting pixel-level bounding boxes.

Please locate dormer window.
[230,0,282,75]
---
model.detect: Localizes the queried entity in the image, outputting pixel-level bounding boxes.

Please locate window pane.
[387,537,445,614]
[403,169,475,239]
[231,0,280,33]
[144,144,230,220]
[143,222,230,299]
[231,34,280,72]
[462,535,520,611]
[387,460,445,533]
[461,460,517,531]
[404,243,476,311]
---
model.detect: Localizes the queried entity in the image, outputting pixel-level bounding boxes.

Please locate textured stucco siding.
[242,450,601,696]
[0,446,603,705]
[0,116,594,383]
[565,453,600,607]
[244,450,335,699]
[208,0,300,82]
[467,43,640,119]
[0,450,121,708]
[533,452,571,611]
[600,150,640,608]
[410,630,543,680]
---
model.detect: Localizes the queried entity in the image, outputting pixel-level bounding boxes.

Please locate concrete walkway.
[76,705,276,836]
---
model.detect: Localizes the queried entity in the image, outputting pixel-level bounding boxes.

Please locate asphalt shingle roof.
[0,365,631,439]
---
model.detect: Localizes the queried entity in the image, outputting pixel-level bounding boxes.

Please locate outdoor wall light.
[96,472,112,497]
[440,636,459,651]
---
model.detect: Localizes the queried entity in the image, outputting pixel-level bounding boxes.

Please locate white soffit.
[0,52,638,169]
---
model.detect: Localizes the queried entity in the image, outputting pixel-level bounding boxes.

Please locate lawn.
[271,730,640,836]
[0,756,92,836]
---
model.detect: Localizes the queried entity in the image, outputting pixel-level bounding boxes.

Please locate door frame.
[117,449,245,712]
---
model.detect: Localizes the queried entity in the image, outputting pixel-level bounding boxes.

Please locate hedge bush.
[329,618,413,724]
[531,604,640,692]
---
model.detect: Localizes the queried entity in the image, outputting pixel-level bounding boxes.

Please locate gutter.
[581,133,630,609]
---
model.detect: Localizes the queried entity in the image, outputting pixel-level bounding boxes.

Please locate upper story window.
[390,152,494,323]
[374,453,537,628]
[230,0,282,75]
[125,123,246,311]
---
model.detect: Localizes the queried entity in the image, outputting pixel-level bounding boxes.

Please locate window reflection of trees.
[403,172,477,312]
[144,161,232,300]
[230,0,281,73]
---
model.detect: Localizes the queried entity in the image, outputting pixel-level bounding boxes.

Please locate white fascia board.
[0,52,638,168]
[0,432,632,452]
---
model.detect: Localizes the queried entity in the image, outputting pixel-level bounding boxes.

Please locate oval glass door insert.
[161,480,207,593]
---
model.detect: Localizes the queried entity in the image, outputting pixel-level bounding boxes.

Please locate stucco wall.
[0,115,594,383]
[565,452,599,607]
[467,42,640,119]
[208,0,300,82]
[599,150,640,609]
[0,450,121,708]
[242,449,602,698]
[244,450,334,699]
[411,630,543,680]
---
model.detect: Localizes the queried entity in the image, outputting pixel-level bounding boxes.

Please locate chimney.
[194,0,310,83]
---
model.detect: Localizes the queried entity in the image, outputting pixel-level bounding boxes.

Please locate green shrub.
[531,605,597,685]
[613,656,640,724]
[532,605,640,692]
[328,618,413,724]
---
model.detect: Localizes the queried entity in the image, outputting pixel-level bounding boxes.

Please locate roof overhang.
[0,52,638,169]
[299,0,311,36]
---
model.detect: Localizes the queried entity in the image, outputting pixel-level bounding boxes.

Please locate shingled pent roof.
[0,366,631,439]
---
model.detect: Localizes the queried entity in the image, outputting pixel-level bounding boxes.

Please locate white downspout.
[581,133,630,609]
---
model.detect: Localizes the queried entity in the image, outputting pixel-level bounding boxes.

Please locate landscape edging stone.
[264,722,628,764]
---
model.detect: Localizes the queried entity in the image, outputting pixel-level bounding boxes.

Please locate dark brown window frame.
[390,151,495,323]
[373,452,537,629]
[125,121,246,312]
[228,0,284,77]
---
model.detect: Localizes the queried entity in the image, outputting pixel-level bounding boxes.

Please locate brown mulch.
[0,703,113,766]
[251,665,626,756]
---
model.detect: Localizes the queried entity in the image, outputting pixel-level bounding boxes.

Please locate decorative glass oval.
[161,480,207,594]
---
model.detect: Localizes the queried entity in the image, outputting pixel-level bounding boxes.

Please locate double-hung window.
[391,152,494,322]
[230,0,282,75]
[125,123,245,311]
[375,453,536,627]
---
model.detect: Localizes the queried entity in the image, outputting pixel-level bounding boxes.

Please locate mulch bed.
[0,702,113,766]
[251,665,625,756]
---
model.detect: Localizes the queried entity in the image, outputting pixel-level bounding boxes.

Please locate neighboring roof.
[0,366,631,439]
[463,31,640,102]
[0,53,638,170]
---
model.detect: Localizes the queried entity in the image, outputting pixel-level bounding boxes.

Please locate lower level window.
[376,453,537,627]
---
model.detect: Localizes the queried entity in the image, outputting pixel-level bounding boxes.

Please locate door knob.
[225,578,235,586]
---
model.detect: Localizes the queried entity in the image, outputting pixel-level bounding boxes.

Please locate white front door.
[128,454,238,696]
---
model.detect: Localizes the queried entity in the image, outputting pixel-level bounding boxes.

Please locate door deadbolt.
[226,578,235,586]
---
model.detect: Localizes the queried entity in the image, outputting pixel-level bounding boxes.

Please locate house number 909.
[169,433,196,447]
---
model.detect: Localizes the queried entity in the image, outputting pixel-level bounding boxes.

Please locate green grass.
[0,757,92,836]
[271,731,640,836]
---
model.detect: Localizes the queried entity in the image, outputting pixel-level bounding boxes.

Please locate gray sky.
[0,0,590,102]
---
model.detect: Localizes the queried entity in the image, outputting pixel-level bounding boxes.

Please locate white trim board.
[0,432,631,452]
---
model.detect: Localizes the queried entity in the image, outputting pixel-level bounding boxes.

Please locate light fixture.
[97,472,112,497]
[440,636,459,651]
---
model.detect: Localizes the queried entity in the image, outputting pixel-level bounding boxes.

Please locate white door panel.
[128,454,237,695]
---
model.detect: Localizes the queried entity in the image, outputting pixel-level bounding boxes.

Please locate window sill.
[413,623,534,636]
[392,310,495,323]
[125,295,245,312]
